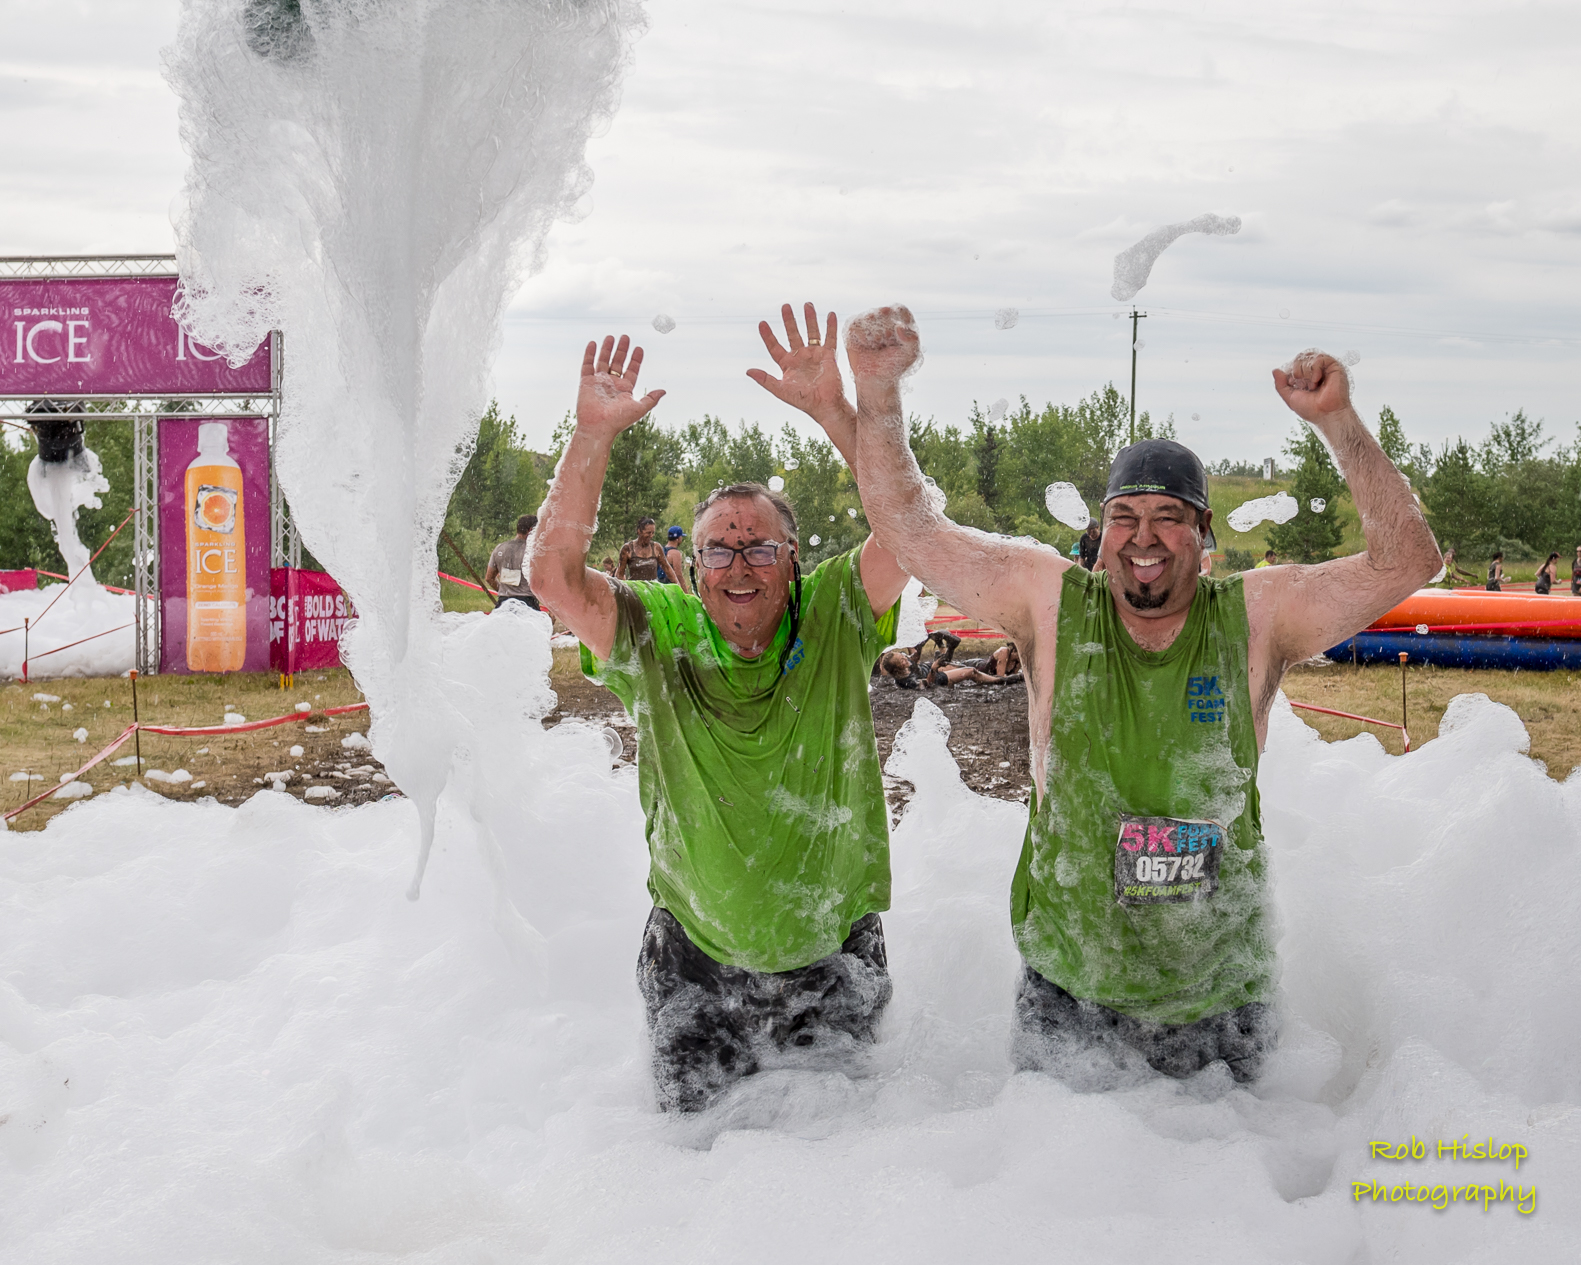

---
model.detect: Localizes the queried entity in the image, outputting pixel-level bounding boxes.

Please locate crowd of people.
[492,303,1448,1112]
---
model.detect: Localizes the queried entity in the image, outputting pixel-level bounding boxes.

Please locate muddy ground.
[543,647,1032,812]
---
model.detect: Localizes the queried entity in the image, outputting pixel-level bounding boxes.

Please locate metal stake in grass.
[130,669,142,776]
[1398,651,1409,751]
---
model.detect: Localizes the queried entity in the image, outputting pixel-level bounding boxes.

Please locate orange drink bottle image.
[185,421,247,671]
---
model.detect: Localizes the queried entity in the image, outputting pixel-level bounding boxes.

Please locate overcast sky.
[3,0,1578,461]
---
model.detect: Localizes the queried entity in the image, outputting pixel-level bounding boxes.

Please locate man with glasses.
[529,321,908,1111]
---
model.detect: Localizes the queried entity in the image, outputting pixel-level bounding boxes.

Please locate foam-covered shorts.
[1012,960,1276,1086]
[636,906,892,1112]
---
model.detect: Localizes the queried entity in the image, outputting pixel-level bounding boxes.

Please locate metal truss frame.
[0,256,291,675]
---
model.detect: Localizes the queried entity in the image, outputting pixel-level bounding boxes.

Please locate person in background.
[1079,519,1102,571]
[484,514,541,610]
[618,516,669,582]
[1438,548,1477,587]
[662,526,693,594]
[1254,549,1276,569]
[1535,552,1560,596]
[1486,551,1504,592]
[600,556,617,576]
[1572,546,1581,597]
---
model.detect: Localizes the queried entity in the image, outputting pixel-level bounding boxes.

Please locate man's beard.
[1123,581,1171,611]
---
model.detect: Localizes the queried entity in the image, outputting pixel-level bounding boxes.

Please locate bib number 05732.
[1113,815,1223,906]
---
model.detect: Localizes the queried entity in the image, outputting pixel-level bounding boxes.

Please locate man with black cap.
[790,304,1440,1087]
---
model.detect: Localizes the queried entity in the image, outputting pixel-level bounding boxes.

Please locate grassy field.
[3,668,370,830]
[1282,661,1581,773]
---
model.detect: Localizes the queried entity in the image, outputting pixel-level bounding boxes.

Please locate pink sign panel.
[1,277,271,396]
[158,416,272,674]
[270,567,353,673]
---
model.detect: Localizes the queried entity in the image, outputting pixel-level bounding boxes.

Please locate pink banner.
[0,569,38,594]
[1,277,270,396]
[158,416,272,674]
[269,568,353,673]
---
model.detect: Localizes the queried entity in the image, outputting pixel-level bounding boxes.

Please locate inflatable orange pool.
[1369,588,1581,639]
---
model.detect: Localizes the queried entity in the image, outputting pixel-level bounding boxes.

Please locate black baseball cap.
[1104,439,1211,513]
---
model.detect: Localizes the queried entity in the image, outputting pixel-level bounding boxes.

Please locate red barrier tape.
[25,508,136,636]
[137,701,368,737]
[3,702,372,821]
[439,570,487,593]
[1288,701,1411,752]
[26,621,134,661]
[35,570,134,596]
[3,724,137,821]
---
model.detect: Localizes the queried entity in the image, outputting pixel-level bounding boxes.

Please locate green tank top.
[1010,567,1273,1025]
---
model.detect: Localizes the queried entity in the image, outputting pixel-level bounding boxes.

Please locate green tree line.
[1259,404,1581,566]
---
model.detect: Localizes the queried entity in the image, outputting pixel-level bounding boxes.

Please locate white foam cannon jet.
[25,400,109,583]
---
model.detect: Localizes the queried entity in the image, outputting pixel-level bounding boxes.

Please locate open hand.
[844,305,921,384]
[576,335,665,438]
[1273,350,1352,423]
[746,303,850,422]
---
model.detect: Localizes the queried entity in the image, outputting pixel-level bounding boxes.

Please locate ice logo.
[1045,482,1091,530]
[1111,213,1241,302]
[1227,491,1299,532]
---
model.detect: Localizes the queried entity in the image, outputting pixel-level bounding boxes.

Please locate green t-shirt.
[1010,567,1273,1025]
[582,548,900,973]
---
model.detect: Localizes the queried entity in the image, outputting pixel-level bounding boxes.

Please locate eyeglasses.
[697,541,789,569]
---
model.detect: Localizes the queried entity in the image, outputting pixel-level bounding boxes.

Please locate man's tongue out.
[1128,555,1169,585]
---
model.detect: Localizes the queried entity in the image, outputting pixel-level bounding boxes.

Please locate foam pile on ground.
[3,614,1576,1258]
[0,585,136,680]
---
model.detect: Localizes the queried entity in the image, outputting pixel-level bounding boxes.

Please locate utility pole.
[1128,307,1148,445]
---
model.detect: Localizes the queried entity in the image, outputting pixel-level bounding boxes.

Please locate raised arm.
[527,335,665,660]
[841,306,1065,644]
[1244,351,1441,674]
[746,302,908,618]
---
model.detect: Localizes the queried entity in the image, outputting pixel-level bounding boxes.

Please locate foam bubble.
[651,314,676,334]
[1227,491,1299,532]
[1310,498,1327,513]
[768,475,785,492]
[1044,482,1092,530]
[994,308,1019,330]
[1110,213,1241,302]
[988,398,1008,422]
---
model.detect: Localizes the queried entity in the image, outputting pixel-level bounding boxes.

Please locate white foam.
[0,584,136,680]
[1044,481,1092,530]
[166,0,646,897]
[1111,213,1242,302]
[2,665,1576,1258]
[1227,491,1299,533]
[25,448,109,586]
[651,314,676,334]
[993,307,1019,330]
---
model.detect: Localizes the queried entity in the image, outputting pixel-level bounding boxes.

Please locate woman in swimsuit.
[1485,551,1504,592]
[618,516,670,582]
[1535,552,1560,595]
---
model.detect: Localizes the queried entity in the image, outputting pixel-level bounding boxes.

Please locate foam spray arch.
[165,0,646,894]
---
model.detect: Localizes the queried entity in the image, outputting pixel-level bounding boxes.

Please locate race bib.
[499,568,522,587]
[1113,815,1222,905]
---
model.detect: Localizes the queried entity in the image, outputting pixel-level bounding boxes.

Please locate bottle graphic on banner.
[185,421,246,671]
